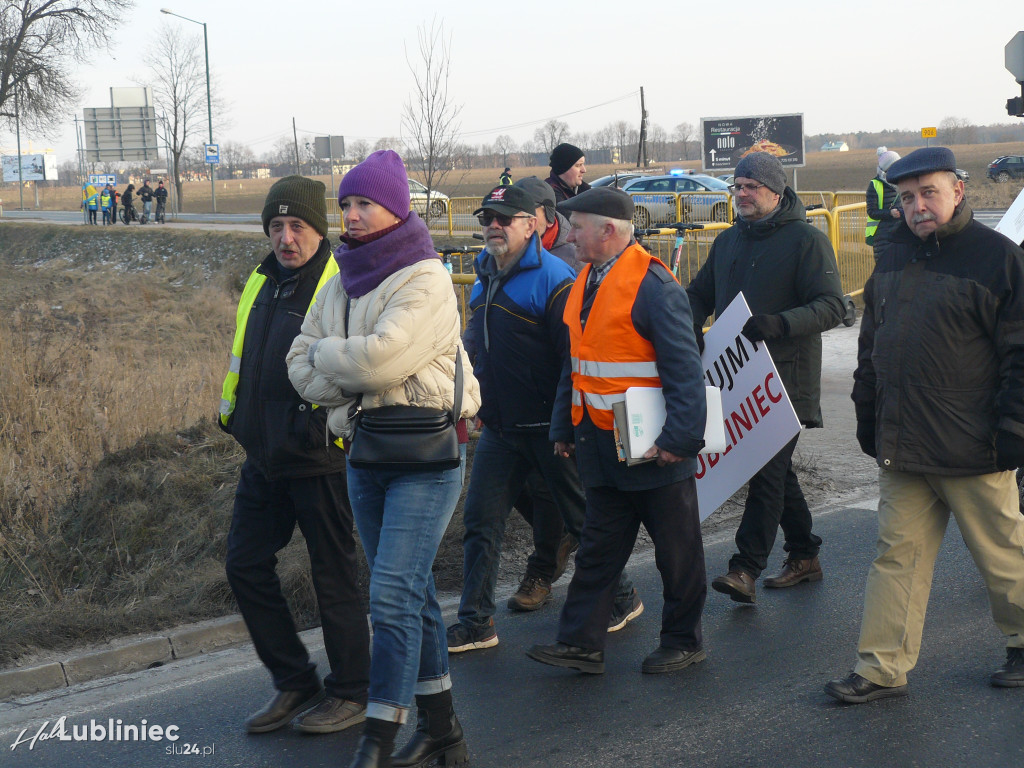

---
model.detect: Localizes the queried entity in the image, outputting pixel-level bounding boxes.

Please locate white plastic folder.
[622,386,726,459]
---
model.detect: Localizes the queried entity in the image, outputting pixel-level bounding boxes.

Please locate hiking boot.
[295,697,366,734]
[446,620,498,653]
[608,589,644,632]
[552,533,579,583]
[764,556,823,588]
[507,575,552,612]
[991,646,1024,687]
[711,570,756,604]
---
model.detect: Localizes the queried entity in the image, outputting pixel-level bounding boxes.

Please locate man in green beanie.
[219,176,370,735]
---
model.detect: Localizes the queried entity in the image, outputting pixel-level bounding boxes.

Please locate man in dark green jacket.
[686,152,844,605]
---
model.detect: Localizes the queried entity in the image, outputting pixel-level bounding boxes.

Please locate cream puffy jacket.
[286,258,480,441]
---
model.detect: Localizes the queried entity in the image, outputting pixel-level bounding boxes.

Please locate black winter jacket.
[223,239,346,480]
[686,188,845,427]
[546,173,591,205]
[852,202,1024,474]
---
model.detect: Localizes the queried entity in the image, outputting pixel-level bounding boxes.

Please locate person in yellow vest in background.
[100,185,113,225]
[82,183,99,225]
[865,149,902,260]
[527,187,709,676]
[218,176,370,736]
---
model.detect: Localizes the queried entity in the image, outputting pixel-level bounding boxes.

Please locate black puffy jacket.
[223,239,346,480]
[686,188,845,427]
[852,202,1024,475]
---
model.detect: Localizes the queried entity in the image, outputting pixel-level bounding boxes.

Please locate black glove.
[693,323,705,355]
[856,420,877,458]
[742,314,787,342]
[995,430,1024,471]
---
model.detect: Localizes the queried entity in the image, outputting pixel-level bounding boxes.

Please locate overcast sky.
[3,0,1024,164]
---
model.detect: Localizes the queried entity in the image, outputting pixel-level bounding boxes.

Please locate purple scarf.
[336,212,439,298]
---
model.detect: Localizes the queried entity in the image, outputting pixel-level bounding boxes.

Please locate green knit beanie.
[262,175,328,237]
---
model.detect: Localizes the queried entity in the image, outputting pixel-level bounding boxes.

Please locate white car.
[409,179,449,218]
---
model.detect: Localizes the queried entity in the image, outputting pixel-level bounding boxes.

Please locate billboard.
[83,106,161,162]
[2,153,58,182]
[700,114,805,172]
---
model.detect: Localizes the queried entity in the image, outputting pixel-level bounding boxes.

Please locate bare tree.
[0,1,133,135]
[648,124,667,162]
[533,119,570,155]
[350,139,370,163]
[400,18,461,220]
[673,122,696,160]
[494,134,516,167]
[939,116,977,146]
[373,136,400,153]
[141,23,211,205]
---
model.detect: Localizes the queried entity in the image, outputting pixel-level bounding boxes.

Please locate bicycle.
[155,200,166,224]
[119,203,138,225]
[634,222,705,277]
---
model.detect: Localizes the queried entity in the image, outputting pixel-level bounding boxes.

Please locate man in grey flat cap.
[826,146,1024,703]
[527,186,709,675]
[686,151,844,606]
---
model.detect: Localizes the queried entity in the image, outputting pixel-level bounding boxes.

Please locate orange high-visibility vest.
[563,244,671,430]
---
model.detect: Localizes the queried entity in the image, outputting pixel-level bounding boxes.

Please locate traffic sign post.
[204,144,220,165]
[1005,32,1024,117]
[921,126,937,147]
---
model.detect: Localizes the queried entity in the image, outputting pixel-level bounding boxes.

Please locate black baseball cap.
[473,185,535,217]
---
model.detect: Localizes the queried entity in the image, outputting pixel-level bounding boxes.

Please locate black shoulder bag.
[345,297,463,473]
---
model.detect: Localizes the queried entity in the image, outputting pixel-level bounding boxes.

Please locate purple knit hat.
[337,150,411,219]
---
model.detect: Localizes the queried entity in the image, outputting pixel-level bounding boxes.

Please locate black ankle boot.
[348,717,401,768]
[391,691,469,767]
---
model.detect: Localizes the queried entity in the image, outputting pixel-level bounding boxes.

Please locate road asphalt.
[1,317,1021,767]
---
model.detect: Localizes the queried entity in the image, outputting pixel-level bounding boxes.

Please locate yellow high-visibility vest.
[219,256,341,447]
[865,178,885,244]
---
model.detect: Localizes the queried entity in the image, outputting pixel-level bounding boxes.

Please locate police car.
[621,171,731,228]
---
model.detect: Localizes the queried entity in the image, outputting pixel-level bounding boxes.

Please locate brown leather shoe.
[507,575,552,611]
[552,533,579,583]
[295,697,366,734]
[711,570,756,603]
[763,556,823,588]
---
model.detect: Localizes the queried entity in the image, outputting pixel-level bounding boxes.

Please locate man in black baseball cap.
[825,146,1024,703]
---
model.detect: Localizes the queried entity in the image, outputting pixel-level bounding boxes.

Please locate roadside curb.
[0,616,250,702]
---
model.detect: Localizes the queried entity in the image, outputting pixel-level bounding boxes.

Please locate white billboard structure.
[2,153,58,182]
[82,87,161,163]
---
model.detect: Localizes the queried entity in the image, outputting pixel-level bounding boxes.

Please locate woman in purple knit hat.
[287,150,481,768]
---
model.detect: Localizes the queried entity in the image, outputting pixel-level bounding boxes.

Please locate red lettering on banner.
[698,373,784,478]
[752,385,769,418]
[765,371,782,403]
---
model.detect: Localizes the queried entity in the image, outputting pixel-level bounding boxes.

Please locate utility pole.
[15,85,24,210]
[636,86,648,168]
[293,118,300,175]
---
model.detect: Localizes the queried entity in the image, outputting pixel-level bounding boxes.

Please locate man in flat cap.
[450,185,641,653]
[826,147,1024,703]
[686,152,844,606]
[527,186,709,675]
[545,142,590,204]
[220,176,369,733]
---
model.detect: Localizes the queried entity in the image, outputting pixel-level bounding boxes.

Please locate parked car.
[621,173,731,227]
[718,174,734,184]
[987,156,1024,183]
[956,168,970,182]
[409,178,449,217]
[589,172,650,189]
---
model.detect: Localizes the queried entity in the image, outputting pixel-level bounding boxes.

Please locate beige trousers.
[855,469,1024,687]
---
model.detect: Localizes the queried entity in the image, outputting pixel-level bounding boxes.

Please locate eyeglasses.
[728,182,765,195]
[477,212,533,227]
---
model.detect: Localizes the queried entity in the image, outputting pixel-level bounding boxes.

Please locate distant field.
[8,140,1024,213]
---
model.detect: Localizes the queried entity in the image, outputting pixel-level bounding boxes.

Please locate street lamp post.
[160,8,216,213]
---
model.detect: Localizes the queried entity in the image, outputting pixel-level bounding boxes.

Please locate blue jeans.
[458,428,633,629]
[347,446,465,723]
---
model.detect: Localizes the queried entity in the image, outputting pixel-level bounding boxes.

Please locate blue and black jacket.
[465,232,576,432]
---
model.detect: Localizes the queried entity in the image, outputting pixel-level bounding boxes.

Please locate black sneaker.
[607,589,643,632]
[991,646,1024,688]
[446,621,498,653]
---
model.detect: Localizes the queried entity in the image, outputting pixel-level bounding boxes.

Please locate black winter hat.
[549,143,585,175]
[262,175,328,237]
[734,152,787,196]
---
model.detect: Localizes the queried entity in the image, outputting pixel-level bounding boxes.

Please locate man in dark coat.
[545,142,591,204]
[219,176,369,734]
[825,147,1024,703]
[686,152,844,605]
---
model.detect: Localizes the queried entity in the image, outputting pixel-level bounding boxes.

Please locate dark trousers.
[457,427,632,629]
[558,477,706,652]
[225,460,369,702]
[730,434,822,579]
[514,471,568,582]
